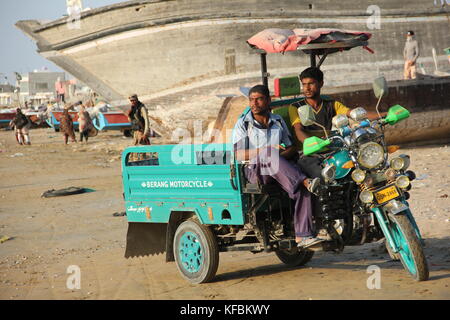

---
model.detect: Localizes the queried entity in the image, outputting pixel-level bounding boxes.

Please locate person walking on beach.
[78,104,96,144]
[55,77,66,104]
[10,108,31,145]
[60,105,77,145]
[403,30,420,80]
[127,94,150,145]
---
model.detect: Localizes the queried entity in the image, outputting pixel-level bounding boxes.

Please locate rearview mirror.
[372,76,388,99]
[298,105,316,126]
[298,104,329,138]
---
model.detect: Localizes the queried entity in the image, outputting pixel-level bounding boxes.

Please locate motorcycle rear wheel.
[388,213,429,281]
[275,248,314,267]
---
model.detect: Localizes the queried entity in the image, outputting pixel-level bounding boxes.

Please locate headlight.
[359,190,374,203]
[390,157,404,170]
[385,168,397,181]
[395,175,410,189]
[351,169,366,183]
[390,154,410,171]
[358,142,385,169]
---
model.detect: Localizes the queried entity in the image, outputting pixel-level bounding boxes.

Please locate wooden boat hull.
[0,112,15,127]
[93,112,131,131]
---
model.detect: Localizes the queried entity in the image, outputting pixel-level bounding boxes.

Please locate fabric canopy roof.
[247,28,372,54]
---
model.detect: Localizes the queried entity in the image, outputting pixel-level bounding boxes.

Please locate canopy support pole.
[317,51,329,69]
[310,53,316,67]
[260,52,269,88]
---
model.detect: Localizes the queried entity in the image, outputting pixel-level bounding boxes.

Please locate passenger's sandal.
[297,237,324,248]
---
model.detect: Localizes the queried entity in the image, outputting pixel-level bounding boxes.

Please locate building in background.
[0,69,99,133]
[18,71,65,106]
[0,84,16,106]
[14,70,99,108]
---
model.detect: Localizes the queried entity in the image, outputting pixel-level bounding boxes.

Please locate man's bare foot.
[302,179,310,189]
[303,178,320,195]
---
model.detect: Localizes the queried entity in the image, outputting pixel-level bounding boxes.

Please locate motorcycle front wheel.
[388,213,429,281]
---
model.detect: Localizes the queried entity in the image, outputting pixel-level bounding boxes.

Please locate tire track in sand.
[138,257,157,299]
[23,221,58,300]
[110,260,135,300]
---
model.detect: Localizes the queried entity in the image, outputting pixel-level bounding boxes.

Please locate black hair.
[407,30,415,36]
[248,84,270,98]
[299,67,323,83]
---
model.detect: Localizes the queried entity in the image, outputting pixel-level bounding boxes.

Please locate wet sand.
[0,128,449,300]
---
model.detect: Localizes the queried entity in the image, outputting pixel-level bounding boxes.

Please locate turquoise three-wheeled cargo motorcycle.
[121,97,428,284]
[121,29,428,284]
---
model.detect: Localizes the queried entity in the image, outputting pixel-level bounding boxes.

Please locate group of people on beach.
[57,94,152,146]
[10,94,152,147]
[58,101,97,145]
[9,101,98,146]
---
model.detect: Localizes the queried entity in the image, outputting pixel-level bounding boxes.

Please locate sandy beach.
[0,127,449,300]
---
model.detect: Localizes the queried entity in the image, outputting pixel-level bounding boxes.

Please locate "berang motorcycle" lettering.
[141,180,214,188]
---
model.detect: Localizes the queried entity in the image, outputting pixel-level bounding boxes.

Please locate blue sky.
[0,0,121,84]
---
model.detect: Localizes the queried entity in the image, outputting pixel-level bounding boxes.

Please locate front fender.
[403,208,424,244]
[384,200,423,243]
[371,207,399,252]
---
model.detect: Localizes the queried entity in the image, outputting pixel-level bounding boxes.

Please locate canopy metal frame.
[253,39,369,88]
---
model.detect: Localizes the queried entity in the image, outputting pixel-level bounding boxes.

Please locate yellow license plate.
[374,185,400,204]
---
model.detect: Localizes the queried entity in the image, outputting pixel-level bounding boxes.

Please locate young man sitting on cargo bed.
[232,84,323,248]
